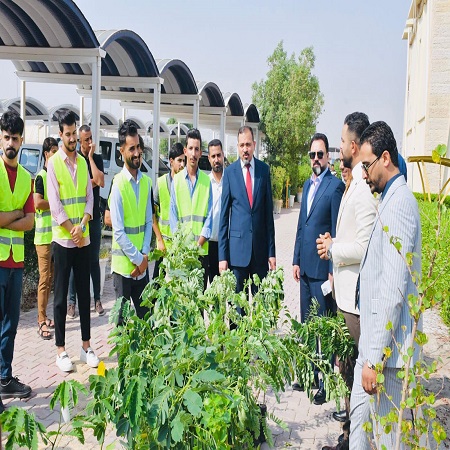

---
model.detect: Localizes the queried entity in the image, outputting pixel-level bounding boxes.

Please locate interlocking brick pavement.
[4,203,449,449]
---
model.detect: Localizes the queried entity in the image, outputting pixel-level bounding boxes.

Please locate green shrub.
[413,192,450,208]
[22,229,39,311]
[417,199,450,326]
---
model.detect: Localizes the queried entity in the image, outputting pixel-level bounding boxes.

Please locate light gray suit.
[350,175,422,450]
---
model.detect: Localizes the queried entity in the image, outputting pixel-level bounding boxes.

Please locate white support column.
[193,99,199,129]
[256,128,260,159]
[20,80,26,142]
[90,55,102,152]
[177,122,180,141]
[79,96,85,125]
[122,108,127,123]
[152,83,161,184]
[220,110,226,146]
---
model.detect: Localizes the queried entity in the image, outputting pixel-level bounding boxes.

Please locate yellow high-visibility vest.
[157,173,171,244]
[34,169,52,245]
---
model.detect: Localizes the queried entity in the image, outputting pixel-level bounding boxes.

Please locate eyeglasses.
[362,155,381,174]
[309,151,324,160]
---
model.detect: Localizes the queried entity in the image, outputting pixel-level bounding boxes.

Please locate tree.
[252,42,324,188]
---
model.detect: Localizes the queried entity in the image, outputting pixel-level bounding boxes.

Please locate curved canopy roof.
[157,59,197,96]
[87,111,118,127]
[146,121,170,138]
[244,103,260,124]
[223,92,244,117]
[48,104,80,122]
[2,96,49,120]
[126,116,145,130]
[168,123,189,137]
[197,82,224,108]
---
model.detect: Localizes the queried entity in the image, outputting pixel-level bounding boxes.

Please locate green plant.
[297,162,311,190]
[22,228,39,311]
[271,165,287,199]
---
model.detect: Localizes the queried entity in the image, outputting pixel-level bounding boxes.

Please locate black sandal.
[45,318,55,329]
[38,322,52,340]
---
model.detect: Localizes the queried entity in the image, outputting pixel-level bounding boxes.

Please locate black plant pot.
[253,403,267,447]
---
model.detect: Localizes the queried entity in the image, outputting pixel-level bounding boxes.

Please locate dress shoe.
[292,382,304,392]
[313,385,327,405]
[332,410,348,422]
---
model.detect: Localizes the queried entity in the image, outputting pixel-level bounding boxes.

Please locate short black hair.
[118,120,139,148]
[360,121,399,168]
[79,124,91,134]
[186,128,202,145]
[344,112,370,144]
[238,125,254,141]
[208,139,223,152]
[58,109,77,132]
[43,137,58,153]
[0,110,24,136]
[169,142,184,160]
[310,132,329,153]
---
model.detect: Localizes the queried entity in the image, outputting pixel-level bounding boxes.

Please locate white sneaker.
[56,352,74,372]
[80,347,100,368]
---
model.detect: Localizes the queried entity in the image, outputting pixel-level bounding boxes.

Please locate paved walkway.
[4,204,450,449]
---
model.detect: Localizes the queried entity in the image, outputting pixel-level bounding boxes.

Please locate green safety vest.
[0,158,31,262]
[111,171,151,276]
[173,170,210,255]
[34,169,52,245]
[157,173,172,244]
[51,153,90,241]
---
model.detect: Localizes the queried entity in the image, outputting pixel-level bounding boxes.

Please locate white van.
[18,138,169,225]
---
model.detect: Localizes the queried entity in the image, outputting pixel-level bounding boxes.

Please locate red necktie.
[245,163,253,207]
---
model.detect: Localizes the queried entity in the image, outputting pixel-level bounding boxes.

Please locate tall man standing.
[67,124,105,318]
[292,132,344,404]
[48,109,99,372]
[349,121,421,450]
[109,121,153,320]
[170,129,212,290]
[219,126,276,298]
[316,113,377,449]
[0,111,34,406]
[152,142,185,279]
[207,139,224,283]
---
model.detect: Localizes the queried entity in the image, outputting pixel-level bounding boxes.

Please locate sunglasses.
[362,155,381,174]
[309,151,324,160]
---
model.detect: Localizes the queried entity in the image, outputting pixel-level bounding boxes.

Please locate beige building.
[402,0,450,193]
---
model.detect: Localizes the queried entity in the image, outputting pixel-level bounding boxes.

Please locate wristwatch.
[326,244,333,261]
[81,223,86,234]
[366,360,375,370]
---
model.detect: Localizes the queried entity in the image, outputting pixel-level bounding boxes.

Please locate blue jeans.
[0,267,23,379]
[68,217,102,305]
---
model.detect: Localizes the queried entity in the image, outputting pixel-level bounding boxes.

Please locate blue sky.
[0,0,410,149]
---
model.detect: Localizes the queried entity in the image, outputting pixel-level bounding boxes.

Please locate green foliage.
[252,41,324,176]
[413,192,450,208]
[271,165,287,199]
[22,228,39,310]
[297,156,312,190]
[83,227,349,449]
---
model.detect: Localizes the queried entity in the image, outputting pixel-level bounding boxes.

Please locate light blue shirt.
[110,167,153,279]
[169,167,213,239]
[307,168,329,215]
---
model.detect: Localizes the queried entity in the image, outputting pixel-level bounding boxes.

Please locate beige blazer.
[332,162,378,315]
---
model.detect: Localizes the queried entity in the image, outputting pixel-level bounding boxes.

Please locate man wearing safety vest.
[169,128,212,290]
[34,137,58,340]
[109,121,153,321]
[47,109,99,373]
[0,111,34,408]
[152,142,185,279]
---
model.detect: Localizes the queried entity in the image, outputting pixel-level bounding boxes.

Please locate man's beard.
[342,153,353,169]
[312,165,323,176]
[212,164,223,173]
[4,147,18,160]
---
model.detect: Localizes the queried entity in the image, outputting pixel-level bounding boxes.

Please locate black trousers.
[113,271,149,321]
[53,243,91,347]
[207,241,219,284]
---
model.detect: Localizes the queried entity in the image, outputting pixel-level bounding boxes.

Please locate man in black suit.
[292,132,344,404]
[219,126,276,300]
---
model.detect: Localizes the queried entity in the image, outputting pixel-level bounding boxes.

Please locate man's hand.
[268,257,276,270]
[219,260,228,273]
[292,265,300,282]
[317,232,332,260]
[88,142,96,159]
[138,254,148,274]
[156,238,166,252]
[362,362,378,395]
[130,266,140,278]
[70,225,83,247]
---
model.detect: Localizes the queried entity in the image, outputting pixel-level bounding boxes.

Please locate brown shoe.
[67,304,76,319]
[95,300,105,316]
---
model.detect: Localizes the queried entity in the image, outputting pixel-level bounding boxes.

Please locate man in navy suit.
[292,132,344,403]
[218,126,276,300]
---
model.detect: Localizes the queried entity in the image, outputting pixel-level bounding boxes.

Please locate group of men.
[0,106,421,450]
[293,113,420,450]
